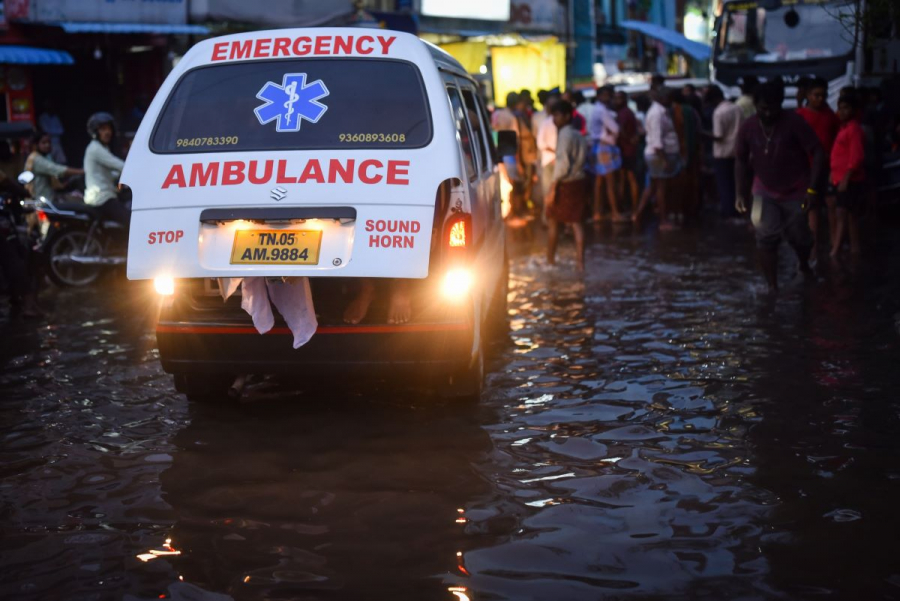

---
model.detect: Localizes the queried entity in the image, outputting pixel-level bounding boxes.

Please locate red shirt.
[572,110,587,136]
[797,106,840,154]
[830,120,866,185]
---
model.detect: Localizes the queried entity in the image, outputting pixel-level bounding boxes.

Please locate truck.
[711,0,900,200]
[711,0,898,107]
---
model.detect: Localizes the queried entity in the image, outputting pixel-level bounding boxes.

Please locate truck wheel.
[45,230,103,287]
[173,373,232,403]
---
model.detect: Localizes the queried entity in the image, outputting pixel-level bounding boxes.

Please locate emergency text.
[211,35,397,61]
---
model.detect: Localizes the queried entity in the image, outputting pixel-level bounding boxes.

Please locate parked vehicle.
[711,0,900,202]
[711,0,898,107]
[124,28,511,402]
[18,174,127,287]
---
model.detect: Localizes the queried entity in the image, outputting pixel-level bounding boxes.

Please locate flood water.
[2,220,900,600]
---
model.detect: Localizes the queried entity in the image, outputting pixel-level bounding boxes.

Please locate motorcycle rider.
[25,130,83,202]
[84,112,128,225]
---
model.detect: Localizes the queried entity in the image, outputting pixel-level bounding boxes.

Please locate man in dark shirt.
[735,81,826,293]
[613,90,640,211]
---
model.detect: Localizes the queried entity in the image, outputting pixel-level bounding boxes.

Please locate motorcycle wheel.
[45,230,104,287]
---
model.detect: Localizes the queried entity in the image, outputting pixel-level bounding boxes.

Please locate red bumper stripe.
[156,323,469,335]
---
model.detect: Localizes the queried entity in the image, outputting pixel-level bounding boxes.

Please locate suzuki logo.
[270,187,287,201]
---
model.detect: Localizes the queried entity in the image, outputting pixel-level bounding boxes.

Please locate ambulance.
[124,28,511,402]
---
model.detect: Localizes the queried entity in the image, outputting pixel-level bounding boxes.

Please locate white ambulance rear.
[124,28,509,401]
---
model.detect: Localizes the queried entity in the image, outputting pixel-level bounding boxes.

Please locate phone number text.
[339,133,407,143]
[176,136,239,148]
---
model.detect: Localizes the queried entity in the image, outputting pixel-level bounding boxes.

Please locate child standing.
[797,77,840,258]
[829,91,866,258]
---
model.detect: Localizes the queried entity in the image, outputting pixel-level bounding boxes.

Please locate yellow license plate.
[230,230,322,265]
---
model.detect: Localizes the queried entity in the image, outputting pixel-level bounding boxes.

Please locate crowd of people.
[493,75,898,285]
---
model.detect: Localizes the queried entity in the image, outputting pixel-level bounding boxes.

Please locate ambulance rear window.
[151,59,431,153]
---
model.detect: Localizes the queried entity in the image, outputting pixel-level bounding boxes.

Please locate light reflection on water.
[1,225,899,600]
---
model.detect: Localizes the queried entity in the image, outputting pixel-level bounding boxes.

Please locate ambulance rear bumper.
[155,319,474,377]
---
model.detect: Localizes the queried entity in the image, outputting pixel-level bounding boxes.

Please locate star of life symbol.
[254,73,329,132]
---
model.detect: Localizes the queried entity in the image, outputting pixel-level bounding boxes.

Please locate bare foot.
[387,281,412,324]
[343,280,375,324]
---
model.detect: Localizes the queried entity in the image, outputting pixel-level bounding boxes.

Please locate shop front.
[418,0,567,107]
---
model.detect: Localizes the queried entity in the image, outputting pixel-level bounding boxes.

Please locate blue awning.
[0,45,74,65]
[619,20,711,61]
[58,22,209,35]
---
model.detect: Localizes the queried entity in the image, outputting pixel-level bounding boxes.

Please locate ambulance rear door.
[123,29,464,282]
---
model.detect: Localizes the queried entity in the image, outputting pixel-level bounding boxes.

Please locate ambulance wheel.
[443,338,484,403]
[173,373,232,403]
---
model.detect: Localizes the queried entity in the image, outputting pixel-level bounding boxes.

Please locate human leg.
[750,195,784,292]
[657,178,670,227]
[634,178,657,223]
[572,222,585,271]
[605,170,622,220]
[546,217,559,264]
[779,199,813,273]
[624,168,639,212]
[826,195,838,245]
[807,207,820,259]
[387,279,412,324]
[99,198,131,226]
[714,158,737,218]
[592,176,603,222]
[830,208,847,258]
[758,248,778,292]
[343,278,376,324]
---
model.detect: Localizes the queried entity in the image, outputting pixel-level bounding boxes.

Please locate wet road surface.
[3,220,900,600]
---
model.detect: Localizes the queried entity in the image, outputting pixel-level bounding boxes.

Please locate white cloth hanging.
[218,277,318,349]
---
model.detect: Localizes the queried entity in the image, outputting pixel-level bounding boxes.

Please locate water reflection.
[459,234,779,599]
[153,398,493,599]
[2,224,899,600]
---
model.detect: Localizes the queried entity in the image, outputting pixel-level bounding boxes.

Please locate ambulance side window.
[461,88,490,175]
[447,86,477,182]
[474,94,498,164]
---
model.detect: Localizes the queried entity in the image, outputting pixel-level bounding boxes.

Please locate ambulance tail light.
[154,276,175,296]
[441,213,473,302]
[441,267,473,301]
[449,220,466,248]
[444,213,471,259]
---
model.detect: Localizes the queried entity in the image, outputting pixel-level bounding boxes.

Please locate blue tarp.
[619,20,711,61]
[59,22,209,35]
[0,45,74,65]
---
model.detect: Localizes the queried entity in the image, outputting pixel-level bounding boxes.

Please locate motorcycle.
[18,171,127,287]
